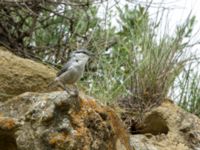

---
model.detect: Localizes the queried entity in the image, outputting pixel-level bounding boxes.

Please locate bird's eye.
[76,59,78,62]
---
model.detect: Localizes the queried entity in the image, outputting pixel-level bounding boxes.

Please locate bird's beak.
[86,51,96,58]
[89,52,95,57]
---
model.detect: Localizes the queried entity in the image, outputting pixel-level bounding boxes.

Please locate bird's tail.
[48,77,60,88]
[48,80,57,88]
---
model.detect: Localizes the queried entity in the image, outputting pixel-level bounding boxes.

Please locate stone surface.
[0,91,131,150]
[0,47,56,102]
[0,116,21,150]
[130,100,200,150]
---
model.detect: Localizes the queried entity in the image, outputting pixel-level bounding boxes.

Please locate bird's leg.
[71,84,81,111]
[73,84,79,96]
[58,81,71,93]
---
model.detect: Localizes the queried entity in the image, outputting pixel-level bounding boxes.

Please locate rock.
[0,91,131,150]
[0,47,56,102]
[130,135,158,150]
[0,116,21,150]
[130,100,200,150]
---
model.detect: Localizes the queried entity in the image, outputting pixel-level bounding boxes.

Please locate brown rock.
[0,117,21,150]
[130,100,200,150]
[0,47,56,102]
[0,91,131,150]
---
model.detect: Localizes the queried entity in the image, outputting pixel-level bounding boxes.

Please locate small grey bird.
[49,49,92,94]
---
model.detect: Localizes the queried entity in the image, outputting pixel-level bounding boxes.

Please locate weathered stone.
[130,100,200,150]
[0,91,131,150]
[0,47,56,102]
[0,117,21,150]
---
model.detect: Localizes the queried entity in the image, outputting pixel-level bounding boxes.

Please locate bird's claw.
[65,89,79,97]
[73,89,79,96]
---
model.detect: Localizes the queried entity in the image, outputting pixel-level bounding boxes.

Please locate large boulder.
[0,47,56,102]
[130,100,200,150]
[0,91,131,150]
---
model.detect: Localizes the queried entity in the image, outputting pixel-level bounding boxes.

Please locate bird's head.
[70,48,94,63]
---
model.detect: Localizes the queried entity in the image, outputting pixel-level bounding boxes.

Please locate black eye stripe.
[75,51,89,55]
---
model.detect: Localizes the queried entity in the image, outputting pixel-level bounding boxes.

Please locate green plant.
[84,5,196,109]
[175,65,200,117]
[0,0,105,66]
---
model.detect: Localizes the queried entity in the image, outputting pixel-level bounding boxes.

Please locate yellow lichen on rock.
[70,95,132,150]
[0,117,18,130]
[0,91,132,150]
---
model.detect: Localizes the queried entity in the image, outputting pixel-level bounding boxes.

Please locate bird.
[49,48,93,95]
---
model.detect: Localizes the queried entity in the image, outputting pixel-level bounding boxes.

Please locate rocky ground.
[0,47,200,150]
[0,91,131,150]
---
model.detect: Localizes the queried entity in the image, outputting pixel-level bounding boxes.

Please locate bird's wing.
[57,61,72,77]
